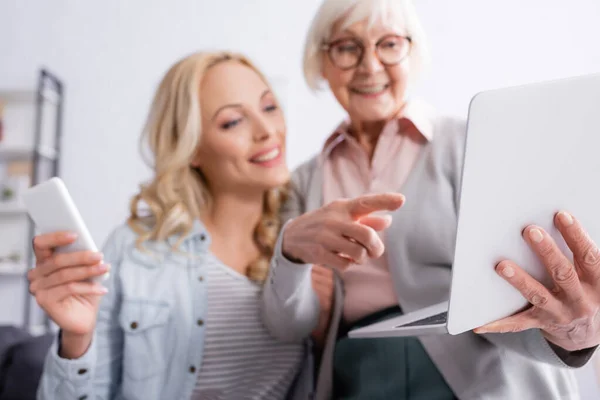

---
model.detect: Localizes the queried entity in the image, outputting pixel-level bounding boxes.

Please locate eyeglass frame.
[321,34,413,71]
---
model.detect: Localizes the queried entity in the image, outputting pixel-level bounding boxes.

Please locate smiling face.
[192,60,289,194]
[322,17,412,125]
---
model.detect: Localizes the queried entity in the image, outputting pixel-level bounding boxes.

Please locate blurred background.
[1,0,599,397]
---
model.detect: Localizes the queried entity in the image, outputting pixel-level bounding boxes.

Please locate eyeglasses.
[321,34,412,70]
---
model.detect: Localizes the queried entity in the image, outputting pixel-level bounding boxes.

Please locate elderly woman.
[262,0,600,399]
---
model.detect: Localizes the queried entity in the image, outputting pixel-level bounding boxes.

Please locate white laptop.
[349,72,600,338]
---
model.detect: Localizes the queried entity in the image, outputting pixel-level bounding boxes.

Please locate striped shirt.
[192,254,304,400]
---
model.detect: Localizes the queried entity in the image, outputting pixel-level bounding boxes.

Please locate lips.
[250,146,281,163]
[350,84,390,95]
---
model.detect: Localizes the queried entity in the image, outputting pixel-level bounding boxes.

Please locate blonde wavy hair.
[127,51,289,283]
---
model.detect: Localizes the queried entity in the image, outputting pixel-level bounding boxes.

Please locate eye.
[335,42,360,54]
[264,104,278,112]
[221,118,242,130]
[380,39,397,49]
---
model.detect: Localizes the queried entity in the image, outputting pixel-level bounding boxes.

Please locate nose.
[253,114,276,142]
[357,47,384,74]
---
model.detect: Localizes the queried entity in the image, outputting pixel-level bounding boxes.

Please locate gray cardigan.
[262,115,597,400]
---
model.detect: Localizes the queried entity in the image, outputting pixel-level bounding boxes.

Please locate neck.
[202,189,263,241]
[349,103,408,161]
[200,188,265,275]
[348,119,388,161]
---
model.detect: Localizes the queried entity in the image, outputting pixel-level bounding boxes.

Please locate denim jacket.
[36,220,313,400]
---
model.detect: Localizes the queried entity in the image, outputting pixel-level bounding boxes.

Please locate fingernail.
[97,263,110,272]
[501,266,515,278]
[92,252,104,262]
[529,228,544,243]
[558,211,573,226]
[66,232,78,240]
[96,286,108,294]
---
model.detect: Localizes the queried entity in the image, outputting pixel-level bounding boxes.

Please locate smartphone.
[22,177,108,283]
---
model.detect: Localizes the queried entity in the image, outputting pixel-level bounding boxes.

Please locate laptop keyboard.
[395,311,448,328]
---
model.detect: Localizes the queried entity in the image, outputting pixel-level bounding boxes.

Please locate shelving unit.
[0,68,64,334]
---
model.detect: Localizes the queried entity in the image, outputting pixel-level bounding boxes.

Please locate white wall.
[0,0,344,244]
[413,0,600,117]
[2,0,599,246]
[2,0,600,246]
[1,0,600,397]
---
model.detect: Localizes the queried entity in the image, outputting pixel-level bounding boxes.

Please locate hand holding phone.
[23,177,109,349]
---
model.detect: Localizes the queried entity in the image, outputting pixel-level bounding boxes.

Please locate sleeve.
[482,330,597,368]
[261,164,321,343]
[37,227,126,400]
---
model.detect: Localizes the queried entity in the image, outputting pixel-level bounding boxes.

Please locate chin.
[347,98,398,122]
[253,170,290,192]
[269,170,291,188]
[352,108,397,123]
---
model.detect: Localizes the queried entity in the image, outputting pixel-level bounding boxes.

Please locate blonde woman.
[27,52,313,400]
[262,0,600,399]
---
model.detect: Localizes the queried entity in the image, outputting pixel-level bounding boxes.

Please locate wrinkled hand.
[311,264,335,346]
[282,193,405,269]
[475,211,600,352]
[28,231,109,337]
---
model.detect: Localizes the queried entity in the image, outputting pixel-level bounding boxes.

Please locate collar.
[321,99,435,158]
[166,218,211,248]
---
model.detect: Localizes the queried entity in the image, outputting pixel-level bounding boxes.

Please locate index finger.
[347,193,405,219]
[31,250,103,280]
[33,232,78,253]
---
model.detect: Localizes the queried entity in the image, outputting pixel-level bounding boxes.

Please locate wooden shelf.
[0,262,27,276]
[0,144,58,162]
[0,89,59,105]
[0,203,27,215]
